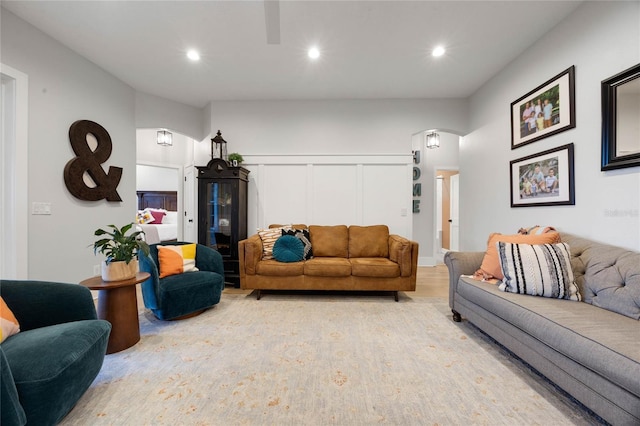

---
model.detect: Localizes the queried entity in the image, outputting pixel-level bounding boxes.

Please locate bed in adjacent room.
[136,190,179,244]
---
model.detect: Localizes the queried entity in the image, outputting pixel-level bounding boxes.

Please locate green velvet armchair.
[0,280,111,426]
[139,242,225,320]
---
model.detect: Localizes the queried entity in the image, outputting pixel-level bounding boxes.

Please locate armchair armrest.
[195,244,224,275]
[443,251,484,309]
[239,234,263,276]
[0,280,97,332]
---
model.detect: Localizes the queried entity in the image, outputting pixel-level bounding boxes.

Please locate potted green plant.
[93,223,150,282]
[228,152,244,166]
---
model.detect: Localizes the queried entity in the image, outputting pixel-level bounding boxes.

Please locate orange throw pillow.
[157,244,199,278]
[479,232,561,280]
[0,296,20,343]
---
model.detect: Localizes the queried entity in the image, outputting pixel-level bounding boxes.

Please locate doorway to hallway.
[435,169,459,263]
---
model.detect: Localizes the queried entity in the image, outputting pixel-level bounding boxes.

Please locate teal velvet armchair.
[0,280,111,426]
[138,242,225,320]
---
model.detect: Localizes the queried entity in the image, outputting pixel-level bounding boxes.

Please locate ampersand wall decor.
[63,120,123,202]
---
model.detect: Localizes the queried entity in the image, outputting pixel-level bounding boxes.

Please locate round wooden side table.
[80,272,150,354]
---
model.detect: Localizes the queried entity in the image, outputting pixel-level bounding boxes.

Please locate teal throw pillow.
[273,235,304,263]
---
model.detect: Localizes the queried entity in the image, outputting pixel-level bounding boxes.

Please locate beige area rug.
[61,292,601,425]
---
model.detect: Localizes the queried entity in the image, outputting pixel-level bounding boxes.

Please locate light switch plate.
[32,202,51,215]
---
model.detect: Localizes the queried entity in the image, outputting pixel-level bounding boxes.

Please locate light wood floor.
[222,264,450,298]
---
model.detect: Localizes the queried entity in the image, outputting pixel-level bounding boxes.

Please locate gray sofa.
[444,232,639,425]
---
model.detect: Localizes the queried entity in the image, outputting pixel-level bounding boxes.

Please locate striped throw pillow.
[258,226,291,260]
[497,242,581,301]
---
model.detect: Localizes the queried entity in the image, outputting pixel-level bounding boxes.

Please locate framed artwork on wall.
[510,143,574,208]
[601,62,640,171]
[510,66,576,149]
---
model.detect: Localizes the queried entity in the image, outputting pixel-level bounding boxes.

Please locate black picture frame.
[601,63,640,171]
[511,66,576,149]
[510,143,575,208]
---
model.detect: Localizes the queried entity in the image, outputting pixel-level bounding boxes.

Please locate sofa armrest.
[0,280,97,332]
[388,235,417,277]
[443,251,484,309]
[239,234,263,276]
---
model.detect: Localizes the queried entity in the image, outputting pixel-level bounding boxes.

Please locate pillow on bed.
[137,210,154,224]
[148,210,166,224]
[497,242,581,301]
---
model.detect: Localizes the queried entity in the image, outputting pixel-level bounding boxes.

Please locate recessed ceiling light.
[432,45,446,57]
[308,46,320,60]
[187,49,200,61]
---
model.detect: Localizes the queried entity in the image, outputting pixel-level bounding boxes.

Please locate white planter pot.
[101,259,138,282]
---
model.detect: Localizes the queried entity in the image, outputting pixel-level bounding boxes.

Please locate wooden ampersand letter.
[64,120,123,202]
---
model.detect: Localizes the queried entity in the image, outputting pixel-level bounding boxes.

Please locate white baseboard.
[418,256,437,267]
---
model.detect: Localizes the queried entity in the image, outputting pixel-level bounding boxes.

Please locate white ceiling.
[3,1,583,108]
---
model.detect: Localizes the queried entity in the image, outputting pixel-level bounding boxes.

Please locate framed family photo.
[510,143,574,208]
[511,66,575,149]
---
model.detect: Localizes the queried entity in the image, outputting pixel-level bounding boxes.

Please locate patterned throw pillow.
[0,297,20,343]
[282,229,313,260]
[158,244,199,278]
[478,232,561,280]
[136,210,154,224]
[258,226,291,260]
[273,235,304,263]
[497,242,581,301]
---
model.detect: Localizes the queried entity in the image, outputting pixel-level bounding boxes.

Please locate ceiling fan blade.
[264,0,281,45]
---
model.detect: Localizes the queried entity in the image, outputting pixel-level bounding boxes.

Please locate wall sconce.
[157,130,172,146]
[425,132,440,149]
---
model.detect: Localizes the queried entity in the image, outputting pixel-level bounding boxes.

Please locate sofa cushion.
[309,225,349,258]
[156,271,224,320]
[1,319,111,425]
[350,258,400,278]
[348,225,389,258]
[456,276,640,399]
[304,257,351,277]
[256,259,304,276]
[497,242,581,301]
[561,233,640,320]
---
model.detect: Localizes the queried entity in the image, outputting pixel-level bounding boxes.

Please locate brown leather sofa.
[238,224,418,300]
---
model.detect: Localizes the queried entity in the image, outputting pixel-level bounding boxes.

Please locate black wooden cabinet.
[197,158,249,287]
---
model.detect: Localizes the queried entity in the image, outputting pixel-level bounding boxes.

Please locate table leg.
[97,286,140,354]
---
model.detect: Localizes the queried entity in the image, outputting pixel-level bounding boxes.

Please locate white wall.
[135,91,206,141]
[241,155,412,237]
[1,8,137,282]
[136,165,179,192]
[412,132,460,265]
[200,99,468,241]
[136,128,192,167]
[462,1,640,252]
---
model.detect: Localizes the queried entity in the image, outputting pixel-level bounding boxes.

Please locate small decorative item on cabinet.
[228,153,244,167]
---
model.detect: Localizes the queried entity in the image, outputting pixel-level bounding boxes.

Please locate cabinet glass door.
[207,181,233,255]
